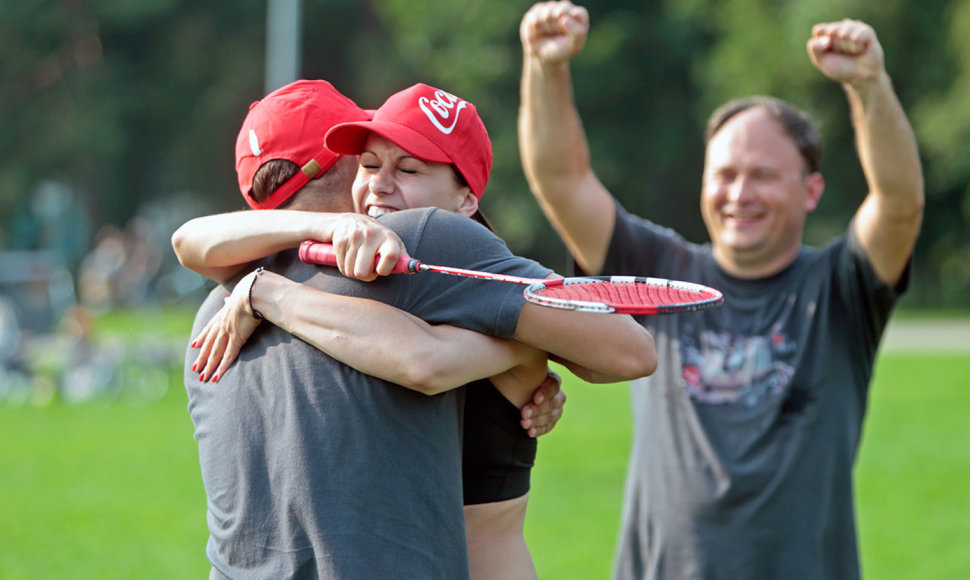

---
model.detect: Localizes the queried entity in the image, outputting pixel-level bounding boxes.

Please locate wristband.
[248,267,265,320]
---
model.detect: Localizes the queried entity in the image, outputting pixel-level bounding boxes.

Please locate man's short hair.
[252,156,357,212]
[705,96,822,174]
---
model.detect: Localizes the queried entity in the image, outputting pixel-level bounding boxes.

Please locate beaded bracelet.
[248,267,265,320]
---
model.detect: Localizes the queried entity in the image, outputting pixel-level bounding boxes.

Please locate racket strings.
[537,280,715,307]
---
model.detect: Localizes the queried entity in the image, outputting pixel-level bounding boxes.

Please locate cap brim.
[326,121,452,165]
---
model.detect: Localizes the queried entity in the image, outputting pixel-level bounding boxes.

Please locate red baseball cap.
[235,80,371,209]
[324,83,492,199]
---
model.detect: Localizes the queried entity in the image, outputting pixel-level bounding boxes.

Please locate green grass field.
[527,353,970,579]
[1,312,968,578]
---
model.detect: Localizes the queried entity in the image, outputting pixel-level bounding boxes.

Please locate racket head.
[523,276,724,315]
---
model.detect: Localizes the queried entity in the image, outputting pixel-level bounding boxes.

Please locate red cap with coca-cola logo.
[325,83,492,199]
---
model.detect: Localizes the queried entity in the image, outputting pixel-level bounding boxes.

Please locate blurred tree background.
[2,0,968,313]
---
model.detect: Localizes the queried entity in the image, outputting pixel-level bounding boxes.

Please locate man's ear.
[804,171,825,212]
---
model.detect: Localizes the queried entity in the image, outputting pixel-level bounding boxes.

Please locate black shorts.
[462,380,537,505]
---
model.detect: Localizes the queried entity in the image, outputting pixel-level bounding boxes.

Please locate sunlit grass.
[1,308,968,579]
[525,353,970,579]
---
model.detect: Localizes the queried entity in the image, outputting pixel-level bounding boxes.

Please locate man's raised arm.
[518,1,616,275]
[807,19,924,287]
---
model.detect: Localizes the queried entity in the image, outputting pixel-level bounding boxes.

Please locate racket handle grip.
[298,240,416,274]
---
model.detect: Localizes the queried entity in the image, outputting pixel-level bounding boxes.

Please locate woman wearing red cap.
[324,83,545,579]
[180,82,655,580]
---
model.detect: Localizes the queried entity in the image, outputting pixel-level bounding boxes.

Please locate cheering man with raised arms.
[519,2,923,578]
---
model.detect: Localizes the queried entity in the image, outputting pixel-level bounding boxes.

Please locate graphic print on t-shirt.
[679,320,796,406]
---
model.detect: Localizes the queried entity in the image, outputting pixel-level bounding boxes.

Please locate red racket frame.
[298,241,723,315]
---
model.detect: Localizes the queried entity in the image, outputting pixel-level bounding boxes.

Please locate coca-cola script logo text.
[418,90,468,135]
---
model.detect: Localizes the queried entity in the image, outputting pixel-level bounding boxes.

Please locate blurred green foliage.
[2,0,967,307]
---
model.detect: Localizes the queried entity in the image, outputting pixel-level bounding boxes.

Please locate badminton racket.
[299,241,723,315]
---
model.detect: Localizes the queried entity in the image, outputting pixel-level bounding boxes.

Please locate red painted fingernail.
[192,363,198,372]
[199,373,206,382]
[191,341,198,348]
[212,374,219,383]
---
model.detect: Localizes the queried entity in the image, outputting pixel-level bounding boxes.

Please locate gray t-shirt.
[184,208,550,579]
[599,202,906,580]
